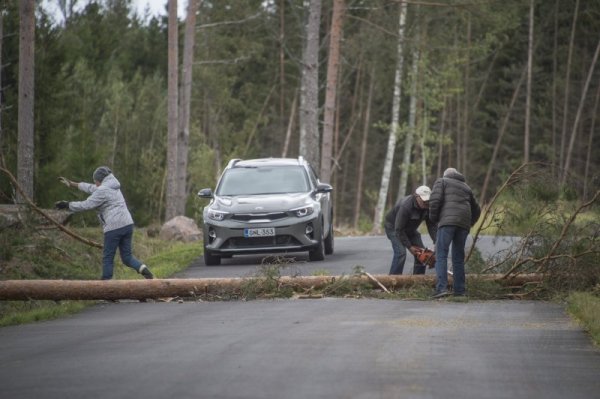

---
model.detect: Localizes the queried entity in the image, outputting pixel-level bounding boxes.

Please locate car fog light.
[305,224,313,235]
[208,229,217,238]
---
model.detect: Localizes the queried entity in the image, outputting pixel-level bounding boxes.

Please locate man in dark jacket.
[429,168,481,297]
[384,186,437,275]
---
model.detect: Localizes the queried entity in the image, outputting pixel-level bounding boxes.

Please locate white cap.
[415,185,431,201]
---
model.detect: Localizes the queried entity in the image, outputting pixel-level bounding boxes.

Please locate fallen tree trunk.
[0,274,543,301]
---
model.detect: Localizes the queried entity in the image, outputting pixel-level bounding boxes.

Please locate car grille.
[224,235,301,248]
[231,212,289,222]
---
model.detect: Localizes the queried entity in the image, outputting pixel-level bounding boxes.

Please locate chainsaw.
[414,247,436,268]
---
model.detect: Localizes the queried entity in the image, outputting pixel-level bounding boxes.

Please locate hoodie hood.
[100,174,121,190]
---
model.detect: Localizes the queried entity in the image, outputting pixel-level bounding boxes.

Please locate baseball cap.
[415,185,431,201]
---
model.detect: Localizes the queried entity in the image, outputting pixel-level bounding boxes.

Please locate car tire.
[204,246,221,266]
[309,230,325,261]
[324,219,334,255]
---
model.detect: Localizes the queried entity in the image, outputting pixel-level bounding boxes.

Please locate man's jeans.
[102,224,143,280]
[385,226,426,275]
[434,225,469,294]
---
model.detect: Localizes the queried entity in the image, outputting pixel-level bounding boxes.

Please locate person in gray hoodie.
[55,166,154,280]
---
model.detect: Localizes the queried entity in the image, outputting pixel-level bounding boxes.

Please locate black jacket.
[429,170,481,230]
[385,195,437,248]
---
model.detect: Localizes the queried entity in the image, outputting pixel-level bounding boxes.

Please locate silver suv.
[197,157,334,265]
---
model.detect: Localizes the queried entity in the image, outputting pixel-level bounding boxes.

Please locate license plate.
[244,227,275,238]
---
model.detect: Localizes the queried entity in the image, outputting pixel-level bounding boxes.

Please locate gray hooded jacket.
[68,174,134,233]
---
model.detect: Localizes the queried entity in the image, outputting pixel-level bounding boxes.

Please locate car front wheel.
[324,220,334,255]
[309,230,325,261]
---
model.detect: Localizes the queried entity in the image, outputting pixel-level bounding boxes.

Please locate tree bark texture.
[524,0,534,164]
[176,0,198,216]
[398,42,420,199]
[559,0,579,173]
[17,0,35,203]
[0,274,543,301]
[561,36,600,186]
[354,68,374,230]
[299,0,322,170]
[372,0,407,233]
[320,0,344,183]
[166,0,179,221]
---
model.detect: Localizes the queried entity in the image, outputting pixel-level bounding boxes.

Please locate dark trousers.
[102,224,143,280]
[385,226,426,275]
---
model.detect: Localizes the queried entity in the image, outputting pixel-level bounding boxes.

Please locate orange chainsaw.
[414,247,436,268]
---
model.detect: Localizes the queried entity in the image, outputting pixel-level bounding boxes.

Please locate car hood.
[213,193,313,213]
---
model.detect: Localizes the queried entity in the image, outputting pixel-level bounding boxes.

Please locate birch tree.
[320,0,344,183]
[166,0,178,220]
[372,0,408,233]
[177,0,199,215]
[299,0,322,171]
[17,0,34,202]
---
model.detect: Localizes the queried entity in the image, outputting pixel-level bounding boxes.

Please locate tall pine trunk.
[559,0,579,174]
[354,68,374,230]
[299,0,322,170]
[561,37,600,185]
[372,0,407,234]
[177,0,198,216]
[398,27,420,200]
[166,0,179,221]
[320,0,344,183]
[524,0,534,164]
[17,0,35,203]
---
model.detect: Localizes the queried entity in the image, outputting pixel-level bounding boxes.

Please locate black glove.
[55,201,69,210]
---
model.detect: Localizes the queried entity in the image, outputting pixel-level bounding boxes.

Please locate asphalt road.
[1,299,599,399]
[1,235,599,399]
[178,234,518,278]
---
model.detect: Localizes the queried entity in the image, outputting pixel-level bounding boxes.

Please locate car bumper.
[203,215,322,255]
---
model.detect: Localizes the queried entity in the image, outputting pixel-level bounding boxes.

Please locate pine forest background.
[0,0,599,230]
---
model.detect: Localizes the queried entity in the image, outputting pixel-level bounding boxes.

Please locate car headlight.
[292,205,314,217]
[207,209,229,221]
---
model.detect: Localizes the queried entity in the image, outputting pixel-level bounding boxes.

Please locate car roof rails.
[226,158,241,169]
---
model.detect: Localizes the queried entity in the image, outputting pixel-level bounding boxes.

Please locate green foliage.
[567,291,600,346]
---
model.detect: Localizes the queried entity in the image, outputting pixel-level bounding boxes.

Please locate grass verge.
[566,291,600,346]
[0,228,202,327]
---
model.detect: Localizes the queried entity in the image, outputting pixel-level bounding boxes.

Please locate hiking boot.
[431,290,450,299]
[139,265,154,279]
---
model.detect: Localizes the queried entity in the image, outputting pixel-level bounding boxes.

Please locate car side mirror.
[316,183,333,193]
[197,188,214,198]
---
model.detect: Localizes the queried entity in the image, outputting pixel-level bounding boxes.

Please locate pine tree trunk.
[17,0,35,203]
[166,0,179,221]
[561,37,600,185]
[397,45,419,199]
[176,0,198,216]
[559,0,580,173]
[524,0,534,164]
[0,13,3,149]
[463,13,471,176]
[480,66,527,204]
[299,0,322,170]
[281,91,297,157]
[320,0,344,183]
[354,68,373,230]
[583,83,600,200]
[372,0,407,234]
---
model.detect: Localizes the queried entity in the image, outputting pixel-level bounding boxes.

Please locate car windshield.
[217,166,310,195]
